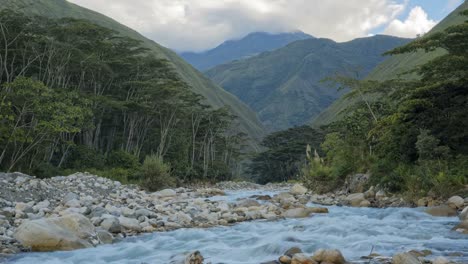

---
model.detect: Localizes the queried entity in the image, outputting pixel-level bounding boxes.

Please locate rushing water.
[8,190,468,264]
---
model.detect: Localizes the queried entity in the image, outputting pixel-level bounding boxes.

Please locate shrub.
[106,150,140,170]
[140,155,176,192]
[65,145,106,170]
[301,155,336,194]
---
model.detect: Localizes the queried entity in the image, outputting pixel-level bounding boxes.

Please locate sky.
[67,0,464,52]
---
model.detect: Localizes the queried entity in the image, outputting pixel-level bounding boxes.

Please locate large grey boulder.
[14,213,94,251]
[447,196,464,210]
[345,193,366,207]
[290,184,308,195]
[312,249,346,264]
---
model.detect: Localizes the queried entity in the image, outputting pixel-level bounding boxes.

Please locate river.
[8,190,468,264]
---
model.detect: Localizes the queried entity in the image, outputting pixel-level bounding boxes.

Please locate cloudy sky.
[67,0,464,52]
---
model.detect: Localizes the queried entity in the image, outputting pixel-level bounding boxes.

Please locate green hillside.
[312,1,468,127]
[206,35,409,131]
[0,0,265,144]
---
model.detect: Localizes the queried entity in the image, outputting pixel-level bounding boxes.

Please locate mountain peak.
[180,31,313,71]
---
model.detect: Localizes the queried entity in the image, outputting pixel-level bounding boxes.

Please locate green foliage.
[249,126,324,183]
[301,156,335,194]
[140,155,176,191]
[206,35,410,131]
[0,11,244,184]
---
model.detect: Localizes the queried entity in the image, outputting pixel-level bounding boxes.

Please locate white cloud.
[68,0,408,52]
[383,6,437,38]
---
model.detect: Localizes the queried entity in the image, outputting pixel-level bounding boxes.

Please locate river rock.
[375,190,386,200]
[308,207,329,213]
[184,250,204,264]
[96,229,113,244]
[425,205,457,217]
[452,220,468,234]
[284,247,303,257]
[392,252,420,264]
[14,214,94,251]
[282,208,313,218]
[155,189,176,198]
[237,199,261,208]
[312,249,346,264]
[345,193,366,207]
[291,253,316,264]
[447,196,464,210]
[100,217,121,233]
[279,255,292,264]
[118,216,141,232]
[290,184,308,195]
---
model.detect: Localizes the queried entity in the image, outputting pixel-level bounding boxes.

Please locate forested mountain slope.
[0,0,266,142]
[206,35,410,131]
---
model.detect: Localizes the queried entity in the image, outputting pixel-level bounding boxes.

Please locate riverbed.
[8,190,468,264]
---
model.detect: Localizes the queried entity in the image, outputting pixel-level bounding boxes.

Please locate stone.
[290,184,308,195]
[184,250,204,264]
[96,229,113,244]
[392,252,420,264]
[279,255,292,264]
[447,196,464,210]
[375,190,386,200]
[452,220,468,234]
[135,208,153,218]
[237,199,261,208]
[14,214,94,251]
[345,193,366,207]
[100,217,121,233]
[359,200,371,207]
[291,253,316,264]
[284,247,303,257]
[118,216,141,232]
[307,207,329,214]
[65,199,81,208]
[417,198,428,207]
[155,189,176,198]
[312,249,346,264]
[345,173,369,193]
[282,208,313,218]
[425,206,457,217]
[63,192,79,204]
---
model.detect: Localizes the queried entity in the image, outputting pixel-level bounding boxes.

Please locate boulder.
[279,255,292,264]
[452,220,468,234]
[447,196,464,210]
[290,184,308,195]
[284,247,303,257]
[312,249,346,264]
[425,205,457,217]
[375,190,386,200]
[282,208,313,218]
[291,253,316,264]
[307,207,329,214]
[345,193,366,207]
[14,214,94,251]
[392,252,420,264]
[359,200,371,207]
[184,250,204,264]
[118,216,141,232]
[100,217,121,233]
[96,229,113,244]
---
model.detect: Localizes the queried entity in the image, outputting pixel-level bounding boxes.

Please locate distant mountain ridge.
[312,1,468,127]
[0,0,266,145]
[180,31,313,71]
[206,35,411,131]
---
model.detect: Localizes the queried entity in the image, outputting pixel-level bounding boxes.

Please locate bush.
[140,155,176,191]
[65,145,106,170]
[301,156,336,194]
[106,150,140,170]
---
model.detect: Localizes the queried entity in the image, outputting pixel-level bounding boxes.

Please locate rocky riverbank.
[1,172,467,263]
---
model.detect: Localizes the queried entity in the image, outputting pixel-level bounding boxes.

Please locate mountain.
[180,31,313,71]
[205,35,410,131]
[312,1,468,127]
[0,0,266,145]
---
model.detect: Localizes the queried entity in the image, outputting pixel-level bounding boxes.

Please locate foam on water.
[8,191,468,264]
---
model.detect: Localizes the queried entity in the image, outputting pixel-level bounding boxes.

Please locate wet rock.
[291,253,316,264]
[290,184,308,195]
[279,255,292,264]
[14,214,94,251]
[447,196,464,210]
[307,207,329,214]
[345,193,366,207]
[392,252,420,264]
[425,206,457,217]
[96,229,113,244]
[237,199,261,208]
[284,247,302,257]
[312,249,346,264]
[433,256,450,264]
[459,206,468,221]
[184,250,204,264]
[452,220,468,234]
[282,208,313,218]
